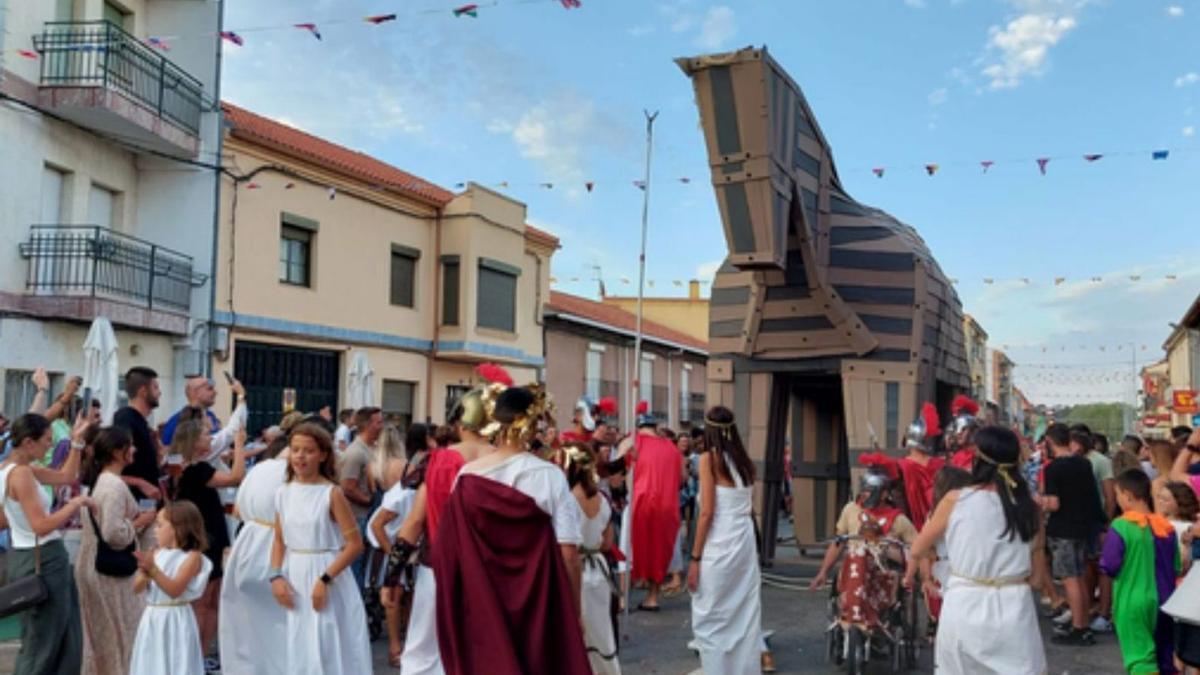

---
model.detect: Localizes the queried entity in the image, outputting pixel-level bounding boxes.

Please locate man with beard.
[113,366,163,502]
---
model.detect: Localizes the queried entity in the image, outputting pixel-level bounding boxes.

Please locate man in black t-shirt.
[1042,422,1105,646]
[112,366,162,501]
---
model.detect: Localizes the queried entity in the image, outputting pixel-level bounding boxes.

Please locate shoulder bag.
[90,509,138,577]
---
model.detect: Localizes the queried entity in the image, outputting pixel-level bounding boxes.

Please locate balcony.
[14,225,205,334]
[33,21,205,156]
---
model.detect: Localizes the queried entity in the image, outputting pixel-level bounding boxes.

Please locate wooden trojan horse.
[677,47,969,561]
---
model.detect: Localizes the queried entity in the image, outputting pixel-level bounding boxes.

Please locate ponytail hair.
[971,426,1038,543]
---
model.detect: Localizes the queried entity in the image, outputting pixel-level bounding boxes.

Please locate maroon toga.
[431,473,590,675]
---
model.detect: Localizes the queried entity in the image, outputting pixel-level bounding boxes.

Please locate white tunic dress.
[690,463,761,675]
[935,488,1045,675]
[581,496,621,675]
[129,549,213,675]
[367,480,416,549]
[218,457,288,675]
[276,481,372,675]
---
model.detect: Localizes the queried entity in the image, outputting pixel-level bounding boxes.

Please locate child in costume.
[1101,468,1181,675]
[130,501,213,675]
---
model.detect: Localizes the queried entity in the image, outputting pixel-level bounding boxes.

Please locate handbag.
[0,538,49,618]
[90,510,138,577]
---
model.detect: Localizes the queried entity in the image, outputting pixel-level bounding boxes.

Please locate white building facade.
[0,0,224,418]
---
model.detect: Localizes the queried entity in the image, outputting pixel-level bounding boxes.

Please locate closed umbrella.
[346,350,375,410]
[82,317,119,424]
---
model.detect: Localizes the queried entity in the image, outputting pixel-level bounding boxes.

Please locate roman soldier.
[896,403,945,530]
[947,395,981,470]
[560,397,597,445]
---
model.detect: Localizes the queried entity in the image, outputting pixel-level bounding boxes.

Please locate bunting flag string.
[294,23,322,40]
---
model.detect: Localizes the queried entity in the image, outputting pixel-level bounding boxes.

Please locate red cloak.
[897,455,944,530]
[630,434,682,584]
[948,448,975,471]
[424,449,466,543]
[431,474,591,675]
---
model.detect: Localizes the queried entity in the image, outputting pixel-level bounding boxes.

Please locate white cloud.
[1176,72,1200,87]
[1166,5,1185,17]
[928,87,949,105]
[981,11,1079,89]
[695,259,723,281]
[1185,125,1196,137]
[695,6,737,50]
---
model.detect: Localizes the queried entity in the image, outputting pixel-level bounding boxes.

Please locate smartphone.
[223,370,235,385]
[81,387,93,416]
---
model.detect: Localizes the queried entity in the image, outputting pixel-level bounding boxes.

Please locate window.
[88,183,116,229]
[382,379,417,431]
[41,166,66,223]
[389,245,419,308]
[279,225,312,287]
[3,369,64,421]
[441,256,460,326]
[445,384,471,423]
[103,1,128,28]
[477,258,519,333]
[585,347,603,402]
[680,365,690,422]
[639,356,653,395]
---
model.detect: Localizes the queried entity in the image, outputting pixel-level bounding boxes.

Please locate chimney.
[688,279,700,300]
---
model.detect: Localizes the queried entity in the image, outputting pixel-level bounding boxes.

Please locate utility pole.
[631,110,658,419]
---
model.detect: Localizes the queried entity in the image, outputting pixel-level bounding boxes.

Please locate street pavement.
[367,545,1128,674]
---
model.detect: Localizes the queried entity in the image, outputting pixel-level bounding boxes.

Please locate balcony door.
[35,167,67,295]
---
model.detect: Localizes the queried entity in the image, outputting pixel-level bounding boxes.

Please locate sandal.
[637,602,661,612]
[388,650,403,668]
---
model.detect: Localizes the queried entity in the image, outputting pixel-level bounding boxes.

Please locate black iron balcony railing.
[33,21,204,135]
[19,225,204,314]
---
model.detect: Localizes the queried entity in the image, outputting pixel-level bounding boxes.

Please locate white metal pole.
[626,109,657,620]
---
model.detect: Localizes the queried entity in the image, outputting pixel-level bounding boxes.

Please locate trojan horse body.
[678,48,969,558]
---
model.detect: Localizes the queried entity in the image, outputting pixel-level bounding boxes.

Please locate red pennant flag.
[453,4,479,17]
[560,0,582,7]
[585,182,594,192]
[1083,154,1103,162]
[924,164,938,176]
[246,182,261,190]
[220,31,244,46]
[16,49,38,59]
[872,167,885,178]
[364,14,397,24]
[146,37,170,51]
[980,160,994,173]
[284,182,296,190]
[294,23,322,40]
[1036,157,1049,175]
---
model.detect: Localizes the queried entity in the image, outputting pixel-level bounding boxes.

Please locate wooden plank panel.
[826,267,917,288]
[760,297,825,320]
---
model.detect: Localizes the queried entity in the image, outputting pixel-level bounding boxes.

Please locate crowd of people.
[0,363,770,674]
[810,393,1200,675]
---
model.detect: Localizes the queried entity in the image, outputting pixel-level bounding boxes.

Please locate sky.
[214,0,1200,406]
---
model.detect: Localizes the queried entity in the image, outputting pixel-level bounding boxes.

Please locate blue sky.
[217,0,1200,405]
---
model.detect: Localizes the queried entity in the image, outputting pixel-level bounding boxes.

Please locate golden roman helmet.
[481,382,555,447]
[451,388,488,432]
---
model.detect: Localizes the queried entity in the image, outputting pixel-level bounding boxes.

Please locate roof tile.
[222,102,454,207]
[547,291,707,353]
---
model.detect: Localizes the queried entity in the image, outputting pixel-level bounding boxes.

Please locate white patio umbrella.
[82,316,119,425]
[345,350,375,410]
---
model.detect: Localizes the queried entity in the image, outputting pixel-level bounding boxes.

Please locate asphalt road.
[369,555,1127,674]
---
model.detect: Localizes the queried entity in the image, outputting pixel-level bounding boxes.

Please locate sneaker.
[1051,628,1096,646]
[1089,616,1113,633]
[1051,622,1072,637]
[204,656,221,673]
[1051,608,1073,625]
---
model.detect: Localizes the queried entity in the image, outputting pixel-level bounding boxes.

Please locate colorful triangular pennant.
[1084,154,1103,162]
[980,160,994,173]
[219,31,244,46]
[364,14,397,24]
[453,4,479,17]
[294,23,322,40]
[1036,158,1049,175]
[924,164,938,176]
[1152,150,1169,160]
[872,167,885,178]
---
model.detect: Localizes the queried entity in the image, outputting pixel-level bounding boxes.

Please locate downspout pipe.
[426,206,443,424]
[204,0,226,378]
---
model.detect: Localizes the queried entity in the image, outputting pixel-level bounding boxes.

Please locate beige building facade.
[963,314,989,405]
[600,280,711,343]
[1163,294,1200,428]
[210,104,555,431]
[545,291,707,431]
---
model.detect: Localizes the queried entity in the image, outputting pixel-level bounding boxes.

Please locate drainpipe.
[203,0,226,379]
[426,206,443,424]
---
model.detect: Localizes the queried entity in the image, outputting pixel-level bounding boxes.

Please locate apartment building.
[0,0,223,418]
[213,104,555,431]
[544,291,707,431]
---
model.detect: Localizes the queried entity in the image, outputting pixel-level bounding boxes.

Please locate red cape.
[630,434,682,584]
[897,455,944,530]
[432,474,591,675]
[560,429,592,445]
[948,448,975,471]
[425,449,466,544]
